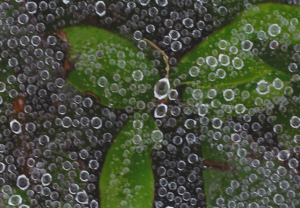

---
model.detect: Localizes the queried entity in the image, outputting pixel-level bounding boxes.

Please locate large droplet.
[16,174,30,190]
[10,119,22,134]
[154,103,168,118]
[154,78,170,100]
[95,1,106,17]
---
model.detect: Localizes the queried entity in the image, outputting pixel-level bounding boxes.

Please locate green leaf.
[171,3,300,117]
[63,25,164,109]
[100,115,158,208]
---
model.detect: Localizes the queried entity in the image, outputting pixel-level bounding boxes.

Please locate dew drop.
[154,78,170,100]
[10,119,22,134]
[95,1,106,17]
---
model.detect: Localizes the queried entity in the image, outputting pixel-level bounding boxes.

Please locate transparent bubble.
[41,173,52,186]
[223,89,234,101]
[151,130,163,143]
[154,78,170,100]
[206,56,218,67]
[231,133,241,142]
[241,40,253,51]
[17,175,29,190]
[272,78,284,90]
[8,195,22,206]
[75,191,89,204]
[171,41,182,52]
[139,0,150,6]
[256,80,270,95]
[218,54,230,66]
[290,116,300,128]
[154,104,168,118]
[98,76,108,87]
[268,24,281,37]
[10,119,22,134]
[273,194,285,205]
[232,57,244,70]
[95,1,106,17]
[132,70,144,81]
[91,117,102,129]
[0,82,6,92]
[0,162,5,173]
[218,40,228,50]
[189,66,200,77]
[26,1,37,14]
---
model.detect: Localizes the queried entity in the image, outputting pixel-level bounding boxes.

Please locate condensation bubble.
[232,57,244,70]
[133,30,143,40]
[155,0,168,7]
[91,117,102,129]
[151,130,163,143]
[241,40,253,51]
[169,30,180,40]
[16,175,29,190]
[154,104,168,118]
[8,195,22,206]
[290,116,300,128]
[212,118,223,129]
[288,63,298,72]
[75,191,89,204]
[189,66,200,77]
[273,194,285,205]
[257,30,266,40]
[216,68,226,79]
[256,80,269,95]
[168,89,178,100]
[95,1,106,17]
[10,119,22,134]
[272,78,284,90]
[206,56,217,67]
[198,104,208,116]
[154,78,170,100]
[192,89,203,100]
[63,0,70,4]
[171,41,182,52]
[0,162,5,173]
[183,18,194,28]
[218,40,227,50]
[184,119,196,129]
[244,23,254,34]
[223,89,234,101]
[132,134,142,144]
[0,82,6,92]
[132,70,144,81]
[187,154,198,164]
[268,24,281,37]
[231,133,241,142]
[18,14,29,24]
[98,76,108,87]
[41,173,52,186]
[218,54,230,66]
[139,0,150,6]
[26,1,37,14]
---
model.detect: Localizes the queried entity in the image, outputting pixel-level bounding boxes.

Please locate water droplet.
[26,1,37,14]
[151,130,163,143]
[8,195,22,206]
[154,78,170,100]
[10,119,22,134]
[268,24,281,37]
[95,1,106,17]
[154,104,168,118]
[256,80,269,95]
[290,116,300,128]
